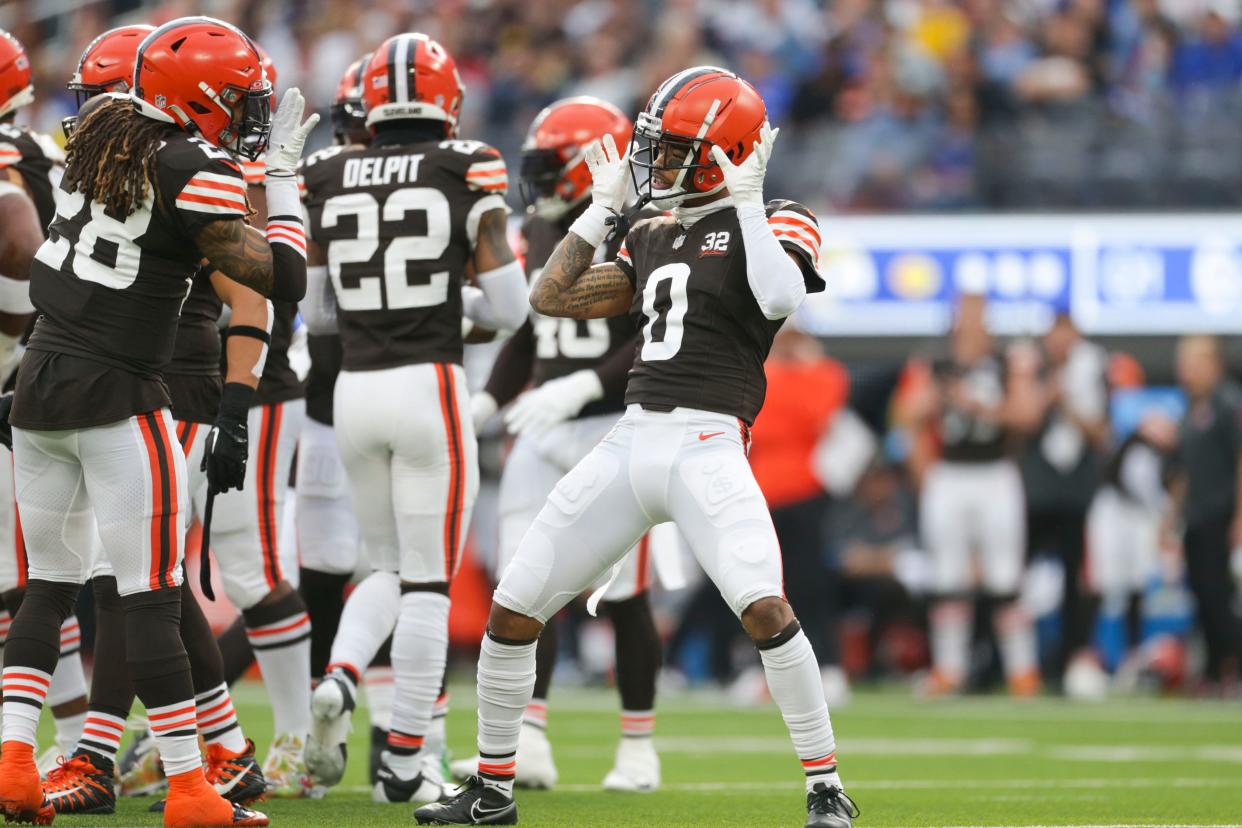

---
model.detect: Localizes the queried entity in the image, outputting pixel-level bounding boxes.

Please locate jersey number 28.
[321,187,451,311]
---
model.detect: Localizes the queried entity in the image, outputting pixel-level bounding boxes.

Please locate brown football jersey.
[167,264,224,425]
[614,199,823,426]
[302,134,508,372]
[13,130,248,430]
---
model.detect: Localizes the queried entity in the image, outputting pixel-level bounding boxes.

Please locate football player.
[451,96,663,792]
[417,67,857,828]
[906,294,1042,697]
[300,33,527,804]
[0,16,315,826]
[0,26,92,776]
[193,42,316,797]
[40,25,270,814]
[295,53,406,783]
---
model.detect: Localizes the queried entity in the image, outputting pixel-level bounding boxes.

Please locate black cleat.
[806,783,859,827]
[369,726,387,785]
[372,756,446,804]
[414,777,516,825]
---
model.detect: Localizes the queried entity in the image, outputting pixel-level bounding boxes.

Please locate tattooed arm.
[196,219,275,296]
[530,232,633,320]
[196,217,306,302]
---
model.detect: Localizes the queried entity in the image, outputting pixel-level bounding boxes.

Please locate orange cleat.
[918,670,962,699]
[162,768,268,827]
[0,741,55,824]
[1008,668,1042,698]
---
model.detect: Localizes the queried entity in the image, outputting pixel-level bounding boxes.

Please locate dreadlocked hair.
[63,98,172,218]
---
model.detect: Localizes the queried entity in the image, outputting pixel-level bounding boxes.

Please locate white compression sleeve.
[736,202,806,320]
[299,265,337,334]
[462,260,528,331]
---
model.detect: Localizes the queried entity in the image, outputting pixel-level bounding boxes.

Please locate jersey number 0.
[321,187,451,311]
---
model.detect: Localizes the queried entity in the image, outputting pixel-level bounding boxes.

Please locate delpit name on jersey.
[341,153,424,188]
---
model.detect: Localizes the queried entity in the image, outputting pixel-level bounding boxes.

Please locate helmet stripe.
[385,36,399,104]
[393,34,412,105]
[651,66,726,117]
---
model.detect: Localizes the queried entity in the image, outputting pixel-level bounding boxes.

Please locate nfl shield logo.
[155,94,167,108]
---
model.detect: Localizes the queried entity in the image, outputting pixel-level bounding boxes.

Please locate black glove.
[0,393,12,451]
[202,383,254,495]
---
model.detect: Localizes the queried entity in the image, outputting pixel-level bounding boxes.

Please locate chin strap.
[605,196,653,243]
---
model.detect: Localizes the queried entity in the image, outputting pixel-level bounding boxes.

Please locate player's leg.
[599,537,662,792]
[80,411,256,824]
[666,419,855,827]
[1067,491,1126,698]
[210,400,312,794]
[379,363,478,803]
[920,462,974,694]
[295,417,361,678]
[980,461,1039,696]
[306,369,403,789]
[416,420,653,825]
[0,428,91,822]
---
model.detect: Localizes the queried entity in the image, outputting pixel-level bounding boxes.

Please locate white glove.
[709,121,778,207]
[471,391,498,432]
[584,132,630,214]
[265,88,320,177]
[503,370,603,437]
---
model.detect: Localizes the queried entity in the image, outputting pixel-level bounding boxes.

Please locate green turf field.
[39,680,1242,827]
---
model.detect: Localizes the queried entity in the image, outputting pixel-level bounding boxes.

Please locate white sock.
[362,666,394,732]
[475,633,537,796]
[523,699,547,731]
[993,599,1037,679]
[245,609,312,738]
[196,683,247,753]
[77,711,126,763]
[327,571,400,682]
[424,689,449,761]
[146,699,201,777]
[54,710,87,757]
[2,665,49,747]
[387,592,450,779]
[930,599,971,684]
[619,709,654,738]
[757,627,838,794]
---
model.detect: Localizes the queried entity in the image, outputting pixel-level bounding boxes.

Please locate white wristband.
[567,202,613,249]
[263,174,301,219]
[0,275,33,315]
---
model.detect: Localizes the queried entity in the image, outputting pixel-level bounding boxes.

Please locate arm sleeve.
[737,201,808,320]
[483,320,537,408]
[299,265,337,334]
[592,331,639,401]
[462,260,529,331]
[263,175,307,302]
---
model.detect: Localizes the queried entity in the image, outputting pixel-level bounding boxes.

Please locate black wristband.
[224,325,272,344]
[219,382,254,421]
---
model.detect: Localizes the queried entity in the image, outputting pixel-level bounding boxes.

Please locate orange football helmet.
[132,17,273,160]
[0,29,33,119]
[64,24,155,136]
[631,66,766,206]
[330,53,371,142]
[520,96,632,220]
[361,33,463,134]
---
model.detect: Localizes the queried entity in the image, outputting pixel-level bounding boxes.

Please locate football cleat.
[42,751,116,814]
[369,726,387,785]
[1008,668,1042,698]
[448,723,557,790]
[601,737,660,793]
[261,732,313,798]
[163,777,269,828]
[414,777,516,825]
[305,672,355,788]
[372,752,448,804]
[206,740,267,805]
[118,725,167,797]
[805,783,859,828]
[0,742,55,825]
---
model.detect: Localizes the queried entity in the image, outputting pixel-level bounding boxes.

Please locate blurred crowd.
[10,0,1242,210]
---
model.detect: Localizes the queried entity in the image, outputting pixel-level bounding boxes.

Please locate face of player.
[1177,336,1223,399]
[651,141,691,191]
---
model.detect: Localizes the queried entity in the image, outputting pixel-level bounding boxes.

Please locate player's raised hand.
[709,121,778,207]
[265,87,320,177]
[585,132,630,214]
